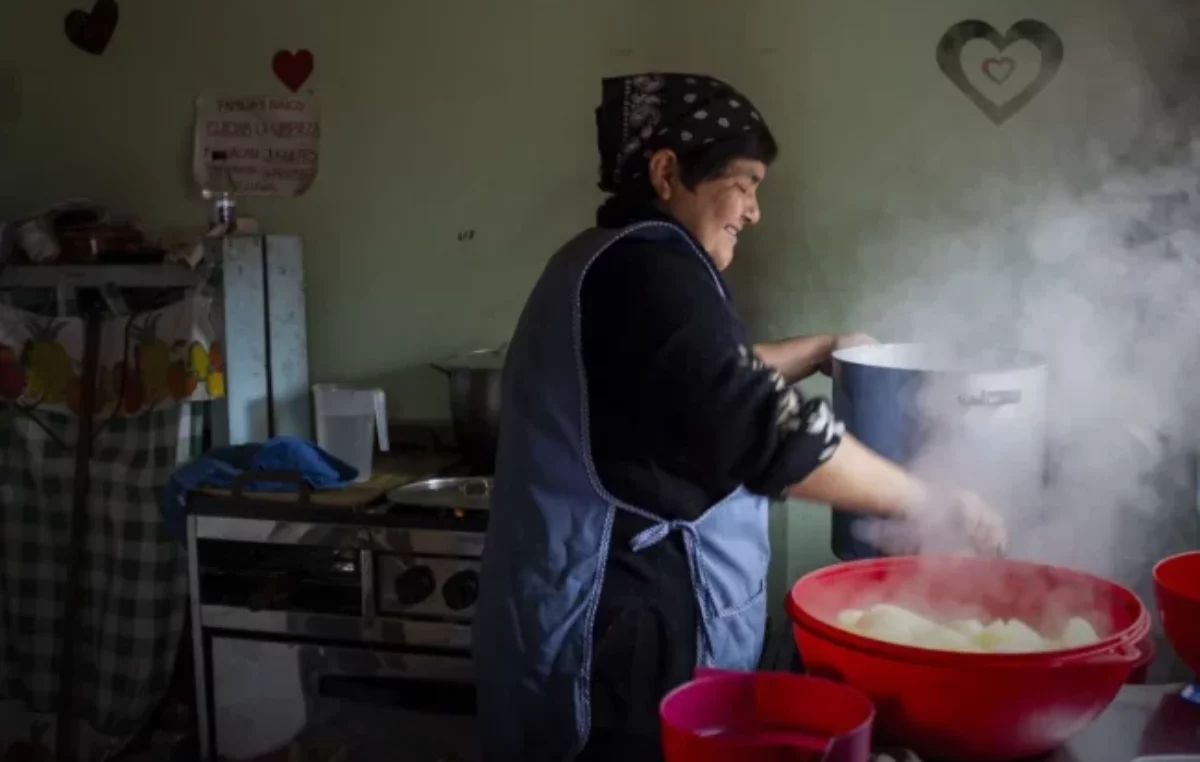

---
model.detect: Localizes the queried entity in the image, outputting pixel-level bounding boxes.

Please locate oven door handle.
[213,637,477,716]
[295,645,474,682]
[304,648,476,716]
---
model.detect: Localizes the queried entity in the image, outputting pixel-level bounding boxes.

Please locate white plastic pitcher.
[312,384,390,482]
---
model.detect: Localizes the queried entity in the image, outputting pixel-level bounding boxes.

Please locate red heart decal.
[982,57,1015,85]
[272,49,314,92]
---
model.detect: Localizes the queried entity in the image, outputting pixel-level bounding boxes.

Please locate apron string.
[628,519,713,665]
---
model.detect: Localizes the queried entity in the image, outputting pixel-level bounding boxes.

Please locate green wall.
[0,0,1175,582]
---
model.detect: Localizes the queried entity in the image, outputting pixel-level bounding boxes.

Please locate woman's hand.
[909,489,1008,557]
[954,491,1008,556]
[818,333,878,375]
[788,430,1007,557]
[757,333,880,383]
[835,333,878,351]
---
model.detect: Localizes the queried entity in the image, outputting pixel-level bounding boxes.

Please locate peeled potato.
[982,619,1051,653]
[840,604,979,651]
[1059,617,1102,648]
[912,623,984,652]
[834,604,1100,654]
[854,604,942,645]
[971,620,999,650]
[836,609,865,629]
[947,619,986,638]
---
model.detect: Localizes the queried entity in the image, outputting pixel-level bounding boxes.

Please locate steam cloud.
[839,134,1200,685]
[830,18,1200,681]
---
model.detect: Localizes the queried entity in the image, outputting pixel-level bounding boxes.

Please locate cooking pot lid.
[387,476,493,510]
[434,344,508,371]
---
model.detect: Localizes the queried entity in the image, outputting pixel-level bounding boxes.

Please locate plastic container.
[312,384,389,482]
[1128,633,1157,685]
[660,668,874,762]
[786,555,1151,761]
[1153,550,1200,677]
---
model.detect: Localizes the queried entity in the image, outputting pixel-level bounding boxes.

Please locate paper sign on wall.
[192,95,320,197]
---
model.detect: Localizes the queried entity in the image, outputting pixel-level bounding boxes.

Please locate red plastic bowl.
[1127,633,1157,685]
[660,668,875,762]
[1153,550,1200,677]
[786,556,1150,761]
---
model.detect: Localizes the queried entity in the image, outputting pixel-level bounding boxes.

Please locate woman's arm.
[785,433,926,516]
[754,333,875,383]
[753,335,835,383]
[786,434,1007,554]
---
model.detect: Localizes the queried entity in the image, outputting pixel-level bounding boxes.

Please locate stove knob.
[393,565,437,607]
[442,569,479,611]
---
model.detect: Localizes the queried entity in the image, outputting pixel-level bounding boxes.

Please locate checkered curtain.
[0,289,210,762]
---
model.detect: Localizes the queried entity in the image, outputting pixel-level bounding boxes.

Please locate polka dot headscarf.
[595,73,774,194]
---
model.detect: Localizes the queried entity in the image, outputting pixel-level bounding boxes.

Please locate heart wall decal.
[64,0,119,57]
[272,49,314,93]
[983,57,1015,84]
[936,20,1064,125]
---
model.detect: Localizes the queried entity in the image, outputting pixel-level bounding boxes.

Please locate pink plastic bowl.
[660,668,875,762]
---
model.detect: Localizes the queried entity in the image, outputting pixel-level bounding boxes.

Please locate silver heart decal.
[936,19,1064,126]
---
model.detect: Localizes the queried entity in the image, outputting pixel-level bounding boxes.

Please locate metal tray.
[386,477,493,510]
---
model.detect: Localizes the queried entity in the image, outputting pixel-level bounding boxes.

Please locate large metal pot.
[433,346,506,473]
[830,343,1048,560]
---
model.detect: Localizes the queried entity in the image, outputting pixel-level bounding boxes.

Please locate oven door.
[210,636,480,762]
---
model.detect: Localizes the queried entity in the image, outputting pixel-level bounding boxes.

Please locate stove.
[186,467,492,762]
[373,477,489,622]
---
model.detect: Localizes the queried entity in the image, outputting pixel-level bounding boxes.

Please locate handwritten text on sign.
[192,95,321,197]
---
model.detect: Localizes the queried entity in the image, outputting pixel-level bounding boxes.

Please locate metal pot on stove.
[830,342,1049,560]
[432,345,506,473]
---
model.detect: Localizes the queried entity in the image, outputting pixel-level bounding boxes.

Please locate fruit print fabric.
[0,291,216,757]
[0,292,225,418]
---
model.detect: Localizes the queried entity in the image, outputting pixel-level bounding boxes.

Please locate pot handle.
[958,390,1022,407]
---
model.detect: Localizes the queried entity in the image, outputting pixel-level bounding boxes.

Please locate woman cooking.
[474,73,1006,762]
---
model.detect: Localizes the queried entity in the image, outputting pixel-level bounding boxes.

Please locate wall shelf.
[0,263,207,290]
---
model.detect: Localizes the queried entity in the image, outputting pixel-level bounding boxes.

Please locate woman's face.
[650,151,766,271]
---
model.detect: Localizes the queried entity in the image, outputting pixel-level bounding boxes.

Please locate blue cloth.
[474,221,770,762]
[160,435,358,542]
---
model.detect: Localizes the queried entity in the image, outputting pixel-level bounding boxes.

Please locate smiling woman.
[473,72,1005,762]
[594,74,778,271]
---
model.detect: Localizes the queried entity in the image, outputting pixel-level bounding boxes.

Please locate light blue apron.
[474,221,770,761]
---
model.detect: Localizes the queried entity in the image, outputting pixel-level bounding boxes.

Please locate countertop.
[190,450,460,510]
[1045,683,1199,762]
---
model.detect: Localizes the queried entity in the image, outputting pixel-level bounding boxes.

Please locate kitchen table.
[1043,682,1199,762]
